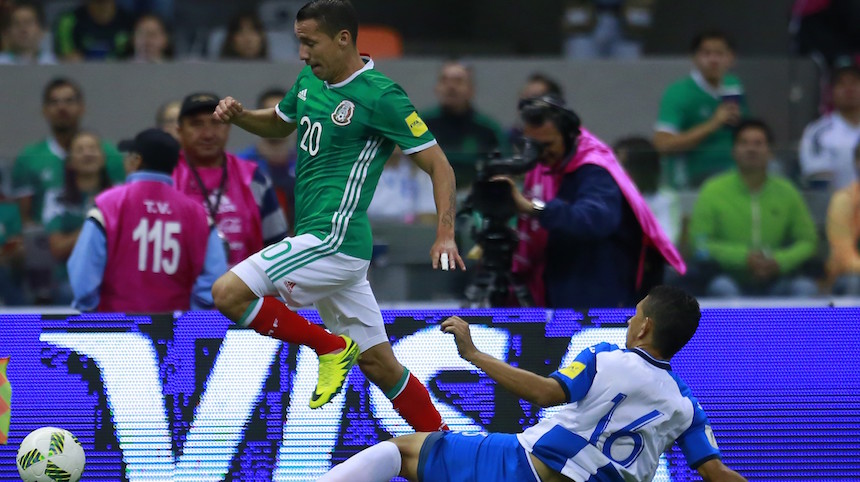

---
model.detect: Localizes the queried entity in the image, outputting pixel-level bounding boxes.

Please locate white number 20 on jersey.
[299,116,322,156]
[132,219,181,275]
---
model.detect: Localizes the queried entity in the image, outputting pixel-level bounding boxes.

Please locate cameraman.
[496,96,686,308]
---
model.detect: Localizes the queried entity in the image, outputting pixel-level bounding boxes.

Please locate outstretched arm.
[441,316,567,407]
[213,96,296,138]
[409,145,465,271]
[697,459,747,482]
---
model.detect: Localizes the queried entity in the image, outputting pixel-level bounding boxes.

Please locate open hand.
[430,235,466,271]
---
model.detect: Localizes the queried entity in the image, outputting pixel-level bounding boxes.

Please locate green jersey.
[656,70,749,188]
[0,202,22,246]
[277,60,436,260]
[43,188,96,282]
[12,138,126,221]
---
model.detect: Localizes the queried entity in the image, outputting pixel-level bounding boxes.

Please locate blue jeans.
[0,265,26,305]
[706,274,819,298]
[832,274,860,295]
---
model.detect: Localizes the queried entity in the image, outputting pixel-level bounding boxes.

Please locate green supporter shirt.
[689,170,818,284]
[275,59,436,265]
[12,138,125,222]
[0,202,22,246]
[420,106,509,189]
[656,71,749,188]
[42,188,97,282]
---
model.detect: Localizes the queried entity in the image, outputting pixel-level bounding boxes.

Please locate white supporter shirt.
[517,343,721,482]
[367,158,435,222]
[799,112,860,189]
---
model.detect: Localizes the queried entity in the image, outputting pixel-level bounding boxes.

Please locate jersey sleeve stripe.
[654,122,679,134]
[87,207,106,229]
[549,374,572,402]
[402,139,438,155]
[275,104,294,123]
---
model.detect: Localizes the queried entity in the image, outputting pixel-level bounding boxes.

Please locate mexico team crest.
[331,100,355,126]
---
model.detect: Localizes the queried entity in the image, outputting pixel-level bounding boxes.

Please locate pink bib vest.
[172,152,261,266]
[512,129,687,306]
[96,179,210,312]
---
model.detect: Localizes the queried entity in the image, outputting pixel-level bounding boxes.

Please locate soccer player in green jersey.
[210,0,464,432]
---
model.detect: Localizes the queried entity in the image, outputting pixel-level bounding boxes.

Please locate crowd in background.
[0,0,859,308]
[0,0,287,64]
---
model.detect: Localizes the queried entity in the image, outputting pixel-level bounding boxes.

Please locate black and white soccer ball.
[16,427,85,482]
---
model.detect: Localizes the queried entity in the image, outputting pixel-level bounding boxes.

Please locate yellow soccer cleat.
[309,335,360,409]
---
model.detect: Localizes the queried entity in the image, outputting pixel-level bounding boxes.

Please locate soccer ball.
[16,427,85,482]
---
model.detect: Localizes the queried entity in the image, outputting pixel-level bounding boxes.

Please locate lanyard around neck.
[189,160,228,220]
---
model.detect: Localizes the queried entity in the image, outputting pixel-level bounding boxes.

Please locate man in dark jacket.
[500,96,685,308]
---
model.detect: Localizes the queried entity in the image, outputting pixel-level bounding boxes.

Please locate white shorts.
[230,233,387,352]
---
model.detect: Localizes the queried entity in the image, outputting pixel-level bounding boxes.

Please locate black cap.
[833,62,860,83]
[179,92,220,119]
[118,128,180,173]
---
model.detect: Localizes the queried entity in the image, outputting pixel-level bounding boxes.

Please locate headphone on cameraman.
[518,94,582,157]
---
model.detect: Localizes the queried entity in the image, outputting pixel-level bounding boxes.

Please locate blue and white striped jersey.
[517,343,720,482]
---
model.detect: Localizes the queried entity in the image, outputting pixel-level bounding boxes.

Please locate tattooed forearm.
[440,179,456,230]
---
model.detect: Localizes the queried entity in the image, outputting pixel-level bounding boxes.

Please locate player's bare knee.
[212,272,254,321]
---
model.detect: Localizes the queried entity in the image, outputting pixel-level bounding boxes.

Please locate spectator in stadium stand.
[615,136,681,246]
[367,147,437,225]
[128,13,172,63]
[219,11,268,61]
[799,63,860,190]
[67,128,228,312]
[53,0,135,62]
[172,92,288,267]
[561,0,654,59]
[0,172,26,306]
[0,1,57,65]
[237,88,297,233]
[155,99,181,141]
[653,30,749,188]
[116,0,173,20]
[42,131,113,305]
[689,119,819,298]
[12,77,126,225]
[825,140,860,295]
[508,72,564,146]
[790,0,860,69]
[422,60,509,190]
[502,95,685,308]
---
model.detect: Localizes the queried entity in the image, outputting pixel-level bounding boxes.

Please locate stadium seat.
[42,0,78,30]
[258,0,307,31]
[357,25,403,59]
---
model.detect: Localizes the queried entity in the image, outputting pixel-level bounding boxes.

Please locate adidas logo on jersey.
[298,89,308,101]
